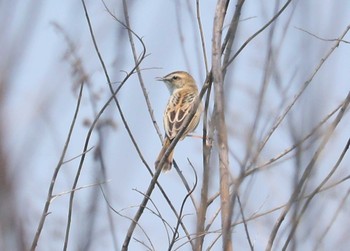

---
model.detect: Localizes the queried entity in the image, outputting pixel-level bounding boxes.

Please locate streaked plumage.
[155,71,202,171]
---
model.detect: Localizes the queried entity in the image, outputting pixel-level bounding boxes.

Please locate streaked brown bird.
[155,71,202,171]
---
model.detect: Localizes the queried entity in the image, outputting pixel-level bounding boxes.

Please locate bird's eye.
[172,76,179,80]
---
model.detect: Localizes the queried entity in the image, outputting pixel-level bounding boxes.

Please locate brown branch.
[168,160,198,250]
[133,188,174,245]
[223,0,292,70]
[266,91,350,250]
[195,1,246,249]
[100,187,156,250]
[173,161,199,213]
[232,174,350,228]
[282,136,350,250]
[250,24,350,173]
[295,26,350,44]
[242,1,280,172]
[246,101,343,176]
[63,1,148,249]
[30,19,94,250]
[196,0,209,74]
[30,82,84,251]
[122,166,163,250]
[212,1,232,250]
[222,0,245,74]
[174,1,191,71]
[193,0,214,249]
[195,81,213,251]
[116,0,163,142]
[237,195,254,250]
[313,187,350,250]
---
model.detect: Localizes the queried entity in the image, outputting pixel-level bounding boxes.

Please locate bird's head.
[156,71,197,93]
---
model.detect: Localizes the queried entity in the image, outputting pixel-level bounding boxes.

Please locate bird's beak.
[155,77,165,82]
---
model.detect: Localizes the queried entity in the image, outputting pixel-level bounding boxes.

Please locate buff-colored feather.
[155,71,202,171]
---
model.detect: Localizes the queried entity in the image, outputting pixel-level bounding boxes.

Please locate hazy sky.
[3,1,350,250]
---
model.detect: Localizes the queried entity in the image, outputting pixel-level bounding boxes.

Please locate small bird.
[155,71,202,171]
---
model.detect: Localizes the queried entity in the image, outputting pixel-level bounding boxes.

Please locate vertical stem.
[195,78,213,250]
[212,1,232,250]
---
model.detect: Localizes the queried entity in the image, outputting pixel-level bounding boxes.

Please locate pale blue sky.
[3,1,350,250]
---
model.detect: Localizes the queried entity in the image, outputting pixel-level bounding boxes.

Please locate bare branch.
[266,91,350,250]
[237,195,254,250]
[107,0,163,142]
[223,0,292,70]
[63,1,148,250]
[196,0,209,74]
[246,100,343,176]
[313,188,350,251]
[168,160,198,250]
[30,82,84,251]
[296,26,350,44]
[282,137,350,250]
[212,1,232,250]
[250,25,350,172]
[51,180,110,202]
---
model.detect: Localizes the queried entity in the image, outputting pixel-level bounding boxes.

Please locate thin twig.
[55,21,119,250]
[30,82,84,251]
[51,180,110,202]
[173,160,199,212]
[282,137,350,250]
[100,186,156,251]
[133,238,153,251]
[242,0,279,172]
[246,86,344,176]
[237,195,254,251]
[110,0,163,142]
[222,0,245,75]
[133,188,174,245]
[223,0,292,70]
[63,1,147,249]
[232,174,350,227]
[168,160,198,250]
[313,187,350,251]
[196,0,209,74]
[266,91,350,250]
[61,146,95,164]
[295,26,350,44]
[251,25,350,173]
[174,1,191,71]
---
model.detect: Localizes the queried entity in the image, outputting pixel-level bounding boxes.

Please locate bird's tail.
[155,138,174,172]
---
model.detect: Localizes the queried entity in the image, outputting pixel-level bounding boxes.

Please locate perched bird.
[155,71,202,171]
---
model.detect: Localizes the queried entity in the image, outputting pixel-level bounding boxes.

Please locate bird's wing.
[164,89,197,140]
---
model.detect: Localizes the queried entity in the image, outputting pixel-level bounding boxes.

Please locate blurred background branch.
[1,0,350,250]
